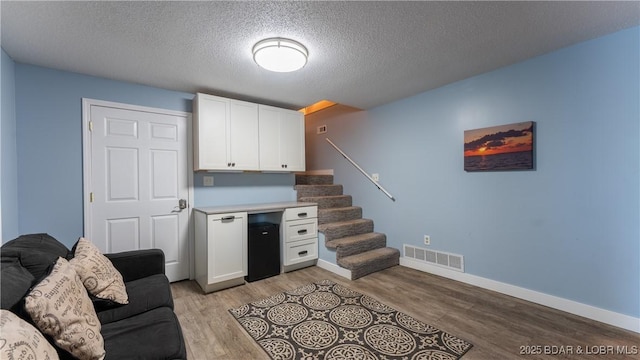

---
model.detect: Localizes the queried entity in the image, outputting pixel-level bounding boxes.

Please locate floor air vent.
[403,245,464,272]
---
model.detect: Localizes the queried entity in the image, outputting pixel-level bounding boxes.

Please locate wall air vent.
[403,244,464,272]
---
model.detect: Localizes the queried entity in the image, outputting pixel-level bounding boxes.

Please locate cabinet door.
[258,105,283,171]
[229,100,259,170]
[207,212,247,283]
[258,105,305,171]
[279,109,305,171]
[194,94,229,170]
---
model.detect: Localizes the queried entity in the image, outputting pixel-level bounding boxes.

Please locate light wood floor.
[171,265,639,359]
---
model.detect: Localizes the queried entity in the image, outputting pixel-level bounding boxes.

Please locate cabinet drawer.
[284,206,317,221]
[285,219,317,242]
[284,238,318,266]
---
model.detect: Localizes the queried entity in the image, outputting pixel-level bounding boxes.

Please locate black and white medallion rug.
[229,280,473,360]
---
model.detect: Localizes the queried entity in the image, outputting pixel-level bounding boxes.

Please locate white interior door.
[83,99,191,282]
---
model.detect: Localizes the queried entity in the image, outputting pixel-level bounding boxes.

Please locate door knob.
[178,199,187,210]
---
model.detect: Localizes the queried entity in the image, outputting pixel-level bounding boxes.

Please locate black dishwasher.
[246,222,280,282]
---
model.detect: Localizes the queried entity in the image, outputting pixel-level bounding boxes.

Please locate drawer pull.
[298,212,308,217]
[298,250,308,256]
[221,216,235,221]
[297,229,308,235]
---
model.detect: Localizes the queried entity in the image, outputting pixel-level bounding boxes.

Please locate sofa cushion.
[101,307,186,360]
[1,233,71,282]
[97,273,174,324]
[69,238,128,306]
[0,257,34,310]
[24,258,105,360]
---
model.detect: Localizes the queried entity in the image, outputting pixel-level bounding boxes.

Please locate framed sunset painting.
[464,121,535,172]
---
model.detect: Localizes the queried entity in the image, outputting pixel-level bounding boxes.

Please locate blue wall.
[1,49,19,241]
[306,27,639,318]
[12,65,296,247]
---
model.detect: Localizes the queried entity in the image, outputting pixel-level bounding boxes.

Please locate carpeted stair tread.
[293,173,401,280]
[326,232,387,259]
[295,184,343,198]
[295,174,334,185]
[318,218,374,241]
[318,206,362,224]
[337,247,400,280]
[298,195,353,209]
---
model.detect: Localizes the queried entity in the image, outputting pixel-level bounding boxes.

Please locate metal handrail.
[325,138,396,201]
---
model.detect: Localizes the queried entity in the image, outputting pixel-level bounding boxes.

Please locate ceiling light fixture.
[252,38,308,73]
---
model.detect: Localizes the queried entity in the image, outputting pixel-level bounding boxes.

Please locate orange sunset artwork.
[464,121,534,171]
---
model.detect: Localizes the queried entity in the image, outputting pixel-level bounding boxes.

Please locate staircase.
[295,173,400,280]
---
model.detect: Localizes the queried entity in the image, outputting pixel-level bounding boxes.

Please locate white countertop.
[193,201,316,215]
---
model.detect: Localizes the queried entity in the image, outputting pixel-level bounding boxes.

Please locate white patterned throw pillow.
[24,257,106,360]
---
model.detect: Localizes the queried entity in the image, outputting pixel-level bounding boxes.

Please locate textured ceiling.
[2,1,639,110]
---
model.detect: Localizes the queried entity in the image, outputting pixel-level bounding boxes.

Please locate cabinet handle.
[298,250,308,256]
[221,216,235,221]
[297,229,308,235]
[298,212,307,217]
[232,162,236,167]
[227,162,231,167]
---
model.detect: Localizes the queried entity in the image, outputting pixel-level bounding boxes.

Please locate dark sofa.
[1,233,187,359]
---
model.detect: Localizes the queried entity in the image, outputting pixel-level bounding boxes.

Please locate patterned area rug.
[229,280,473,360]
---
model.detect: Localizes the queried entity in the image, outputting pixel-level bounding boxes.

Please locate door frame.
[81,98,195,279]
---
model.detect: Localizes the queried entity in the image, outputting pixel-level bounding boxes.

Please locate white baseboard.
[400,257,640,333]
[317,259,352,279]
[297,169,334,175]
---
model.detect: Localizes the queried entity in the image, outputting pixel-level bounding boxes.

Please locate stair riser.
[338,249,400,280]
[336,236,387,259]
[298,196,352,209]
[295,175,334,185]
[295,185,343,198]
[321,221,374,242]
[318,207,362,225]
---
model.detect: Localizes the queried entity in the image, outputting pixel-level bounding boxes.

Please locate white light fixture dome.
[252,38,308,72]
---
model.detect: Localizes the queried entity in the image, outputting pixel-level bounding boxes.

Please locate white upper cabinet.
[193,93,259,171]
[194,93,305,172]
[229,100,260,170]
[258,104,306,172]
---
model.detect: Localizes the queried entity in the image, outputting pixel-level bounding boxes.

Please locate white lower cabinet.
[193,203,318,293]
[194,211,247,293]
[282,206,318,271]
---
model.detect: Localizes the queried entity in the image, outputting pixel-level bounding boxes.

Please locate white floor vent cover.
[404,244,464,272]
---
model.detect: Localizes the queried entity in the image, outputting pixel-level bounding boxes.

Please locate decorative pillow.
[24,258,105,360]
[0,309,59,360]
[69,237,128,305]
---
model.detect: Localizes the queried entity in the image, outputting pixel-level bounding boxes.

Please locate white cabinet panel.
[195,211,248,293]
[259,104,305,172]
[285,239,318,265]
[285,220,317,243]
[281,205,318,269]
[257,106,281,170]
[193,94,229,170]
[193,94,259,171]
[229,100,259,170]
[284,206,318,220]
[279,109,305,171]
